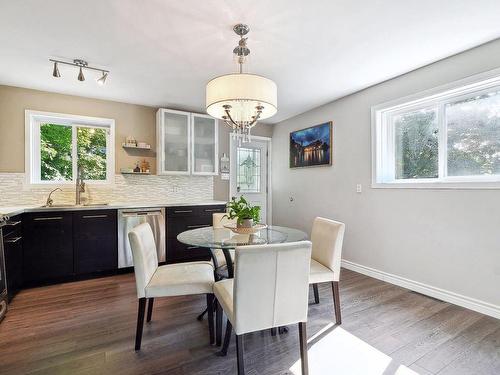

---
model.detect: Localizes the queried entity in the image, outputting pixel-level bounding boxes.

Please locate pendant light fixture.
[206,24,277,143]
[49,58,110,85]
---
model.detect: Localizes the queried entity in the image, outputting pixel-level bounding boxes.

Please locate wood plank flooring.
[0,269,498,374]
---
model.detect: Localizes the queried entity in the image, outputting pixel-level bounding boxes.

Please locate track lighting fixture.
[49,58,109,85]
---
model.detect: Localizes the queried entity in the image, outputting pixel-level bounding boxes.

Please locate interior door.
[230,137,269,224]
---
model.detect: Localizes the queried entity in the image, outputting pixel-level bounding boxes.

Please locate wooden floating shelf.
[122,143,152,150]
[120,171,151,175]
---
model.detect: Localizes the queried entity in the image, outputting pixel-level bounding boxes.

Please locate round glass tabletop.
[177,225,308,249]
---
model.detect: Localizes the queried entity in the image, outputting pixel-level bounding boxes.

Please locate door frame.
[229,134,272,225]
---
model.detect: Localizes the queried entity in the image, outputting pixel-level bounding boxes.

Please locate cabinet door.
[74,210,117,274]
[191,114,218,175]
[23,213,73,284]
[4,228,23,302]
[157,109,191,174]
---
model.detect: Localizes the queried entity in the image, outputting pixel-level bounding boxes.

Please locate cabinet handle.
[34,216,63,221]
[204,208,224,212]
[174,210,193,214]
[5,236,22,243]
[5,220,21,227]
[187,224,210,229]
[82,214,108,219]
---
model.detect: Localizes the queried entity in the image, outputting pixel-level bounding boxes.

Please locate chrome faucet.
[45,188,62,207]
[76,165,86,205]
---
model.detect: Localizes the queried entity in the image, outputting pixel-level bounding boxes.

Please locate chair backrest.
[213,212,236,229]
[128,223,159,298]
[233,241,312,335]
[311,217,345,281]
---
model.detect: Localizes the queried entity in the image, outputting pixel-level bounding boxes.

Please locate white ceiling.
[1,0,500,124]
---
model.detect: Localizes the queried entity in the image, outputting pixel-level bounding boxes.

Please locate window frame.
[372,68,500,189]
[25,110,115,187]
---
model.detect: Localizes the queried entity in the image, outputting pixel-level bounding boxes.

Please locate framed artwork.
[289,121,332,168]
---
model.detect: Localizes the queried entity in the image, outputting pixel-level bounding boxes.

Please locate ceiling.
[1,0,500,124]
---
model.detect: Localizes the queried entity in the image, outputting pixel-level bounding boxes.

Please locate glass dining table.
[177,225,308,278]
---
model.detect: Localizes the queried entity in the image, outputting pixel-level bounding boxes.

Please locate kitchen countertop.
[0,200,227,217]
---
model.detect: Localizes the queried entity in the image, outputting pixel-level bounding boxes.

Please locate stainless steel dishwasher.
[118,208,165,268]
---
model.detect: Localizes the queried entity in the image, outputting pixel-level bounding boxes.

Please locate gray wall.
[272,39,500,310]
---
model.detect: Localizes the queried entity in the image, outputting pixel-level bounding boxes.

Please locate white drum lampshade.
[206,73,277,122]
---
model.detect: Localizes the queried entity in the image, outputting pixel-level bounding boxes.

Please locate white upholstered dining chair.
[213,241,312,375]
[309,217,345,324]
[128,223,215,350]
[211,213,236,269]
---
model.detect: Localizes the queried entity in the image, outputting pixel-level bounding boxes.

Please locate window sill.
[372,180,500,190]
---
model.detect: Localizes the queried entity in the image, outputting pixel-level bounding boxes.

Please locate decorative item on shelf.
[126,136,137,147]
[140,159,150,173]
[133,162,141,173]
[290,122,333,168]
[206,23,277,145]
[220,153,230,180]
[224,196,264,234]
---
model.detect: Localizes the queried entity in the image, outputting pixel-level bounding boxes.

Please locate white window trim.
[371,67,500,189]
[25,110,115,187]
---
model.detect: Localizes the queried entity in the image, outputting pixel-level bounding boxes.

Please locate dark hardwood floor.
[0,269,498,374]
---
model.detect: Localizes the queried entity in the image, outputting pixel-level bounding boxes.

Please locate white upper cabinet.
[156,109,218,175]
[191,113,218,175]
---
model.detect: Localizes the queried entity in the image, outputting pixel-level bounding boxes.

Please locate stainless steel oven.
[0,215,9,323]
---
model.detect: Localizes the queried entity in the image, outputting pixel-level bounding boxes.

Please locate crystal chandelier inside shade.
[206,24,278,143]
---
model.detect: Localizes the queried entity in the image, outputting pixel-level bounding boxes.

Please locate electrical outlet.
[356,184,362,193]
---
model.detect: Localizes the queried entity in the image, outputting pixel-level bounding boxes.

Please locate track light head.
[52,62,61,78]
[97,71,108,86]
[77,67,85,82]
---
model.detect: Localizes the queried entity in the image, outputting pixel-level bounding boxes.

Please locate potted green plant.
[226,196,261,228]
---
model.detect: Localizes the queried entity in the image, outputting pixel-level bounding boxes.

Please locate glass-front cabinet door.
[191,114,218,175]
[157,109,190,175]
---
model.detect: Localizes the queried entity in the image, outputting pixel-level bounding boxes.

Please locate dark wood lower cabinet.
[166,204,226,263]
[3,215,23,302]
[23,212,73,284]
[74,210,117,274]
[12,204,223,288]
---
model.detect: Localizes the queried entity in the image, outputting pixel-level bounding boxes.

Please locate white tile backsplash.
[0,173,213,206]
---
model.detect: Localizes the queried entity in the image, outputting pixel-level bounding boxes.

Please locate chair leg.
[313,283,320,304]
[146,298,154,323]
[216,299,223,346]
[135,298,147,351]
[207,294,215,345]
[236,334,245,375]
[217,319,232,356]
[298,322,309,375]
[271,327,277,336]
[332,281,341,325]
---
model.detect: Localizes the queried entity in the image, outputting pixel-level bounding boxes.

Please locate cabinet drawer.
[166,239,211,263]
[199,205,226,215]
[166,219,211,239]
[166,204,226,218]
[3,215,22,237]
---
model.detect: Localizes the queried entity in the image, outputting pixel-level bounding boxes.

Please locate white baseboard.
[341,259,500,320]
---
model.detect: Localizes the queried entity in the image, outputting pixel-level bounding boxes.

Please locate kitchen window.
[372,69,500,188]
[25,110,115,185]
